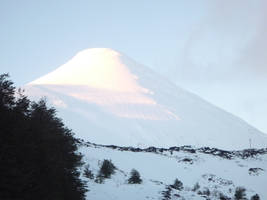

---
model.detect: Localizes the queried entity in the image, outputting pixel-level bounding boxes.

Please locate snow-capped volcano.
[25,48,267,149]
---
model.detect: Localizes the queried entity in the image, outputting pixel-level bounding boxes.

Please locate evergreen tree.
[98,159,116,179]
[128,169,142,184]
[0,74,87,200]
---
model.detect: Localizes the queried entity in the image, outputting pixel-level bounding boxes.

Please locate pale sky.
[1,0,266,133]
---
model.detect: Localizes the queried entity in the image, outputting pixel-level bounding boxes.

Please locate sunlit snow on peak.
[29,48,149,93]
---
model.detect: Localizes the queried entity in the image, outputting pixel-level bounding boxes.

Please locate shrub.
[171,178,183,190]
[202,187,210,196]
[234,187,246,200]
[220,193,231,200]
[192,182,200,191]
[128,169,142,184]
[251,194,260,200]
[83,164,94,179]
[162,186,172,200]
[94,175,104,184]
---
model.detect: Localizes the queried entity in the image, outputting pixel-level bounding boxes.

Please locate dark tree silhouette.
[0,74,87,200]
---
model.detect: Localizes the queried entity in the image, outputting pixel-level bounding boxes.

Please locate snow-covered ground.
[80,143,267,200]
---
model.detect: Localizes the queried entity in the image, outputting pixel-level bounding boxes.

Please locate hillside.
[79,141,267,199]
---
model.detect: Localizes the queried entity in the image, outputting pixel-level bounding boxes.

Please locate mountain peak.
[76,48,121,57]
[29,48,147,93]
[25,48,267,149]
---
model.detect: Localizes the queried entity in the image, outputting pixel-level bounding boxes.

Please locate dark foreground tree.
[0,74,87,200]
[128,169,142,184]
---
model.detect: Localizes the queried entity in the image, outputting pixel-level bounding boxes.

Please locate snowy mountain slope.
[80,142,267,200]
[24,48,267,150]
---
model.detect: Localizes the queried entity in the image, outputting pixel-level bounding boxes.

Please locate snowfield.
[80,142,267,200]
